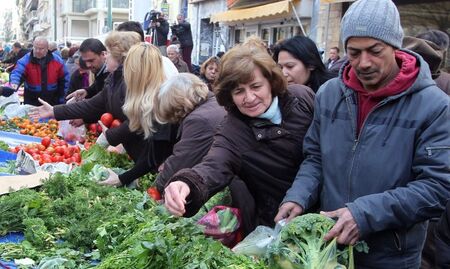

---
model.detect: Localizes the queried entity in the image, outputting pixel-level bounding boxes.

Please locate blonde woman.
[122,43,166,138]
[102,43,178,187]
[29,31,146,162]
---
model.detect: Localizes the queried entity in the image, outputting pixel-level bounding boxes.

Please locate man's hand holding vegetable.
[275,202,360,245]
[321,207,360,245]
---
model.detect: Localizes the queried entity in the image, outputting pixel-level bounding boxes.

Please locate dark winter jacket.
[117,122,178,186]
[118,93,225,187]
[168,84,315,227]
[151,20,169,46]
[154,93,226,191]
[86,64,109,98]
[173,21,193,48]
[11,51,69,105]
[53,66,145,161]
[435,200,450,268]
[282,50,450,268]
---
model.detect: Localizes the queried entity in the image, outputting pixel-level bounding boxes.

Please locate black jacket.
[150,20,169,46]
[86,64,109,98]
[53,66,144,161]
[168,84,315,227]
[173,21,193,48]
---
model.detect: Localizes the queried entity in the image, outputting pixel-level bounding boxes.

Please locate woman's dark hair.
[273,36,335,92]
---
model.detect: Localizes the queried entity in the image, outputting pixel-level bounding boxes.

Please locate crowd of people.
[1,0,450,268]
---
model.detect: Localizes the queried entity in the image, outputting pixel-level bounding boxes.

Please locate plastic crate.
[0,130,42,147]
[0,149,16,163]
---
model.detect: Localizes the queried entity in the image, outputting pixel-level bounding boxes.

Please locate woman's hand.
[28,98,55,121]
[164,181,191,216]
[98,169,122,187]
[274,202,304,223]
[96,121,110,148]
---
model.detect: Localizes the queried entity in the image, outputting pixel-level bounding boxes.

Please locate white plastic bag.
[57,120,86,143]
[0,92,20,109]
[232,219,286,256]
[4,103,33,119]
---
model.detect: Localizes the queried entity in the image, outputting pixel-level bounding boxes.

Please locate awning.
[320,0,355,3]
[211,0,291,23]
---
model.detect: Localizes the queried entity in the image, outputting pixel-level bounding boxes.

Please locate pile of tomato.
[9,136,82,166]
[5,117,59,139]
[84,113,121,144]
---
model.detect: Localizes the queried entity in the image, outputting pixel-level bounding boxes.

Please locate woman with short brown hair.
[199,56,220,91]
[164,45,315,231]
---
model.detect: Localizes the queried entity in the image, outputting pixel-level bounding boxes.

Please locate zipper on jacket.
[345,93,389,201]
[393,231,402,251]
[425,146,450,156]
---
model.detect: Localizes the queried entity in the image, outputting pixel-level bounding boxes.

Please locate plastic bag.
[232,219,285,256]
[4,103,33,119]
[58,119,86,143]
[0,91,20,109]
[197,205,242,248]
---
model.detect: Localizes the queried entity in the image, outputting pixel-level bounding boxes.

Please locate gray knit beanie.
[341,0,404,49]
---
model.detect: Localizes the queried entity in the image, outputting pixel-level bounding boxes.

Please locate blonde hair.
[243,35,267,52]
[104,31,141,64]
[123,43,165,138]
[155,73,209,124]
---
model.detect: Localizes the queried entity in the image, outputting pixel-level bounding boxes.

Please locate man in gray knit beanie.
[341,0,403,49]
[276,0,450,268]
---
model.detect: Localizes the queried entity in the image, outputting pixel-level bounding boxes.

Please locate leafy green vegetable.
[267,213,368,269]
[81,144,132,169]
[0,140,9,151]
[0,160,16,174]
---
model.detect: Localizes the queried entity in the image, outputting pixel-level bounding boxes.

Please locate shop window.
[261,28,270,44]
[234,29,245,45]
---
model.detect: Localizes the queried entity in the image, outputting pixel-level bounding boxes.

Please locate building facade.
[58,0,129,44]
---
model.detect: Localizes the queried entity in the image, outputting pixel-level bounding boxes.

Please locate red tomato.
[41,137,51,148]
[110,119,121,128]
[37,144,46,151]
[96,123,103,133]
[70,145,80,154]
[100,113,114,128]
[72,153,81,163]
[28,148,38,155]
[55,146,64,155]
[147,187,161,201]
[88,123,97,133]
[63,148,73,158]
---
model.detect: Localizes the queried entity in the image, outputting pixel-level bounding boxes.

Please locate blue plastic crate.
[0,130,41,147]
[0,232,24,244]
[0,150,16,163]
